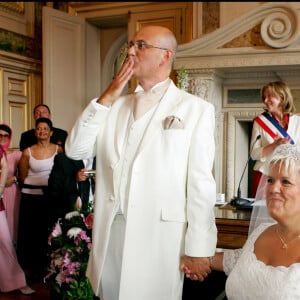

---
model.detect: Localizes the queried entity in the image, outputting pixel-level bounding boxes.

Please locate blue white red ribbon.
[254,112,294,144]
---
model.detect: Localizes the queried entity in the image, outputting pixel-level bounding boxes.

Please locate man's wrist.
[97,96,111,107]
[208,256,214,270]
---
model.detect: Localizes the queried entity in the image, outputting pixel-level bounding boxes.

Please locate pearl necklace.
[276,227,300,250]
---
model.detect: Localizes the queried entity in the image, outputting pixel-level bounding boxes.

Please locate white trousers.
[100,214,125,300]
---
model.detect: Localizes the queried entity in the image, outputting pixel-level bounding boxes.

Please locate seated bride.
[209,143,300,300]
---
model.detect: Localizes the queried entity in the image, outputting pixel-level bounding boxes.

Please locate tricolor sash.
[254,112,294,144]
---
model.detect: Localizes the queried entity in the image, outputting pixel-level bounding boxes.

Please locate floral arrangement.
[176,66,189,91]
[45,202,94,300]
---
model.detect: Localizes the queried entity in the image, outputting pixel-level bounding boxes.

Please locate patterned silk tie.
[133,79,171,120]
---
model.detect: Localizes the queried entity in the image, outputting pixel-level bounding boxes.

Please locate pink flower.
[74,230,91,245]
[84,213,94,229]
[48,219,62,245]
[46,206,94,297]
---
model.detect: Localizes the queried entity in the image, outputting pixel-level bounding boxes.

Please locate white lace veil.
[249,144,300,235]
[248,174,275,235]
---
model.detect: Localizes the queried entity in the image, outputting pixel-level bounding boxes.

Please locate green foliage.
[176,66,189,90]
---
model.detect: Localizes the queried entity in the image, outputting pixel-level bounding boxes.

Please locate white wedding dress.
[223,223,300,300]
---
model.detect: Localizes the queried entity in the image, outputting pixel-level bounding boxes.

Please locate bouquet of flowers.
[45,202,94,300]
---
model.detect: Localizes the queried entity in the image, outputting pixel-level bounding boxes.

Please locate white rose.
[67,227,82,238]
[65,211,81,220]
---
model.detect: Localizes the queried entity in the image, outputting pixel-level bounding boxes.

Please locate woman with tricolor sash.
[250,81,300,198]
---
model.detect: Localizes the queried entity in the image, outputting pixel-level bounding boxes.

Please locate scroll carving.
[261,6,300,48]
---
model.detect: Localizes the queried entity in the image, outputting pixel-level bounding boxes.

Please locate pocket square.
[163,115,184,129]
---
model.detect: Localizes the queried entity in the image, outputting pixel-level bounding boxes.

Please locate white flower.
[65,211,81,220]
[54,256,63,267]
[55,273,63,286]
[67,227,82,239]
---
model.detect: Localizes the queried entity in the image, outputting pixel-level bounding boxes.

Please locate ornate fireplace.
[174,2,300,200]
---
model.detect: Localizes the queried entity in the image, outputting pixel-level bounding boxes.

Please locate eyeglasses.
[127,40,171,52]
[36,127,50,132]
[0,134,9,138]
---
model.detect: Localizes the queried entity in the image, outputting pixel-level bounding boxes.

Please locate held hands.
[180,255,211,282]
[97,55,134,107]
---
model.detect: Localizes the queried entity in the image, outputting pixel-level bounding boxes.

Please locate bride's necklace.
[276,227,300,250]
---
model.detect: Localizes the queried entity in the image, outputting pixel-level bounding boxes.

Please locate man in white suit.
[65,25,217,300]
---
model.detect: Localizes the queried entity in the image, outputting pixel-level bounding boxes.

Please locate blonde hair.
[261,81,296,114]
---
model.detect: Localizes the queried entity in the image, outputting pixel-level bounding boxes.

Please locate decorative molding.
[174,3,300,72]
[0,2,34,37]
[7,78,27,97]
[0,2,25,14]
[175,50,300,71]
[0,50,42,73]
[189,78,210,100]
[176,2,300,57]
[260,6,300,48]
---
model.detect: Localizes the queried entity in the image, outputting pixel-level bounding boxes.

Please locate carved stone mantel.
[175,2,300,69]
[174,2,300,200]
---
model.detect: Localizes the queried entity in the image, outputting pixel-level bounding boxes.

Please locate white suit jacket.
[65,81,217,299]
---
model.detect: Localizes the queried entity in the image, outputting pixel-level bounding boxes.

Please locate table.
[215,205,251,249]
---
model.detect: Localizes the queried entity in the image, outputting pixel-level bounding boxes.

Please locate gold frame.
[0,2,25,14]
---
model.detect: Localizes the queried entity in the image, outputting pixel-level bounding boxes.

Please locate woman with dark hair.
[17,117,63,281]
[0,124,22,244]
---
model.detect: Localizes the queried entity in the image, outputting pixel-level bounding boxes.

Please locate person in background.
[250,81,300,198]
[0,142,35,295]
[209,143,300,299]
[19,104,68,151]
[0,124,22,245]
[17,117,63,282]
[47,153,96,226]
[65,25,217,300]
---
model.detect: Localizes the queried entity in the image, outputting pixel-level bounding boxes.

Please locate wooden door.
[43,6,86,133]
